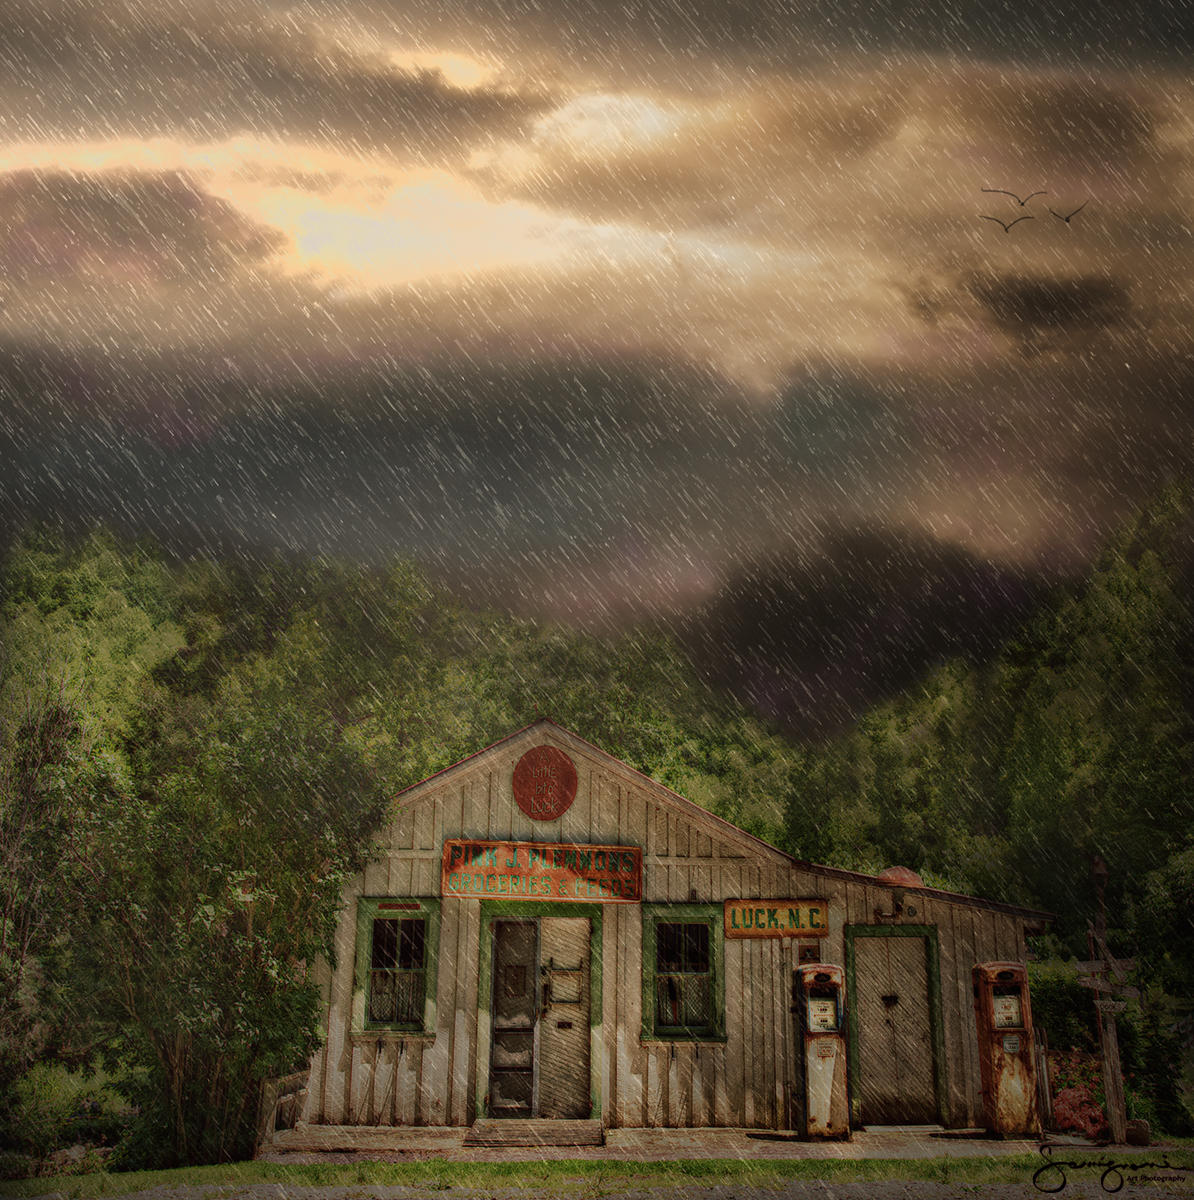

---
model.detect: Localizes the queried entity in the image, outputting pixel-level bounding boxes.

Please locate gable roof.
[392,718,1053,923]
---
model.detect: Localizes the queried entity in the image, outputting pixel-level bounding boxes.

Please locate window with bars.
[642,905,724,1041]
[655,922,711,1032]
[368,917,426,1026]
[354,898,439,1034]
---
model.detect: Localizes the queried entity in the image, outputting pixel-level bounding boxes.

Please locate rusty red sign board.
[513,745,578,821]
[441,839,641,903]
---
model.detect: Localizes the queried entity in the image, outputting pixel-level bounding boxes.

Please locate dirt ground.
[29,1177,1194,1200]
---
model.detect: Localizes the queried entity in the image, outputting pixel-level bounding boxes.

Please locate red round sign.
[513,745,578,821]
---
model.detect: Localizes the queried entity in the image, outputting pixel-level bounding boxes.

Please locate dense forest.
[2,491,1192,1169]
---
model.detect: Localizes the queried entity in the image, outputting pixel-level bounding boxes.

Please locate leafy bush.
[0,1151,34,1181]
[2,1064,129,1159]
[1028,961,1098,1053]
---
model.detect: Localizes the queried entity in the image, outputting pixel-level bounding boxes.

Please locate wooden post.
[1033,1026,1053,1130]
[1097,1003,1128,1145]
[1090,856,1128,1145]
[256,1075,281,1152]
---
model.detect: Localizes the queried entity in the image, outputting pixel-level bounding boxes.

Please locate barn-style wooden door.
[852,933,938,1125]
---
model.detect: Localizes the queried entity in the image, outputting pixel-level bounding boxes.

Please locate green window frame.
[353,897,440,1035]
[641,903,725,1042]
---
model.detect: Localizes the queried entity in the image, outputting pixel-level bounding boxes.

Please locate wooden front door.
[490,921,538,1117]
[489,917,591,1119]
[854,934,938,1124]
[537,917,591,1119]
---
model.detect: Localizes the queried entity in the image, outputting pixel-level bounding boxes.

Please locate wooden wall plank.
[509,753,535,844]
[691,1041,709,1127]
[462,774,488,840]
[418,793,439,851]
[930,900,966,1128]
[825,879,847,967]
[371,1042,395,1126]
[720,856,745,1125]
[450,899,480,1125]
[993,911,1020,961]
[741,862,758,1127]
[667,1038,683,1126]
[362,852,388,894]
[484,768,503,841]
[393,803,416,852]
[645,1045,663,1128]
[394,1040,420,1125]
[645,799,669,902]
[680,1042,697,1127]
[754,866,773,1128]
[422,896,459,1125]
[962,907,983,1125]
[770,926,788,1127]
[388,849,413,897]
[572,760,596,842]
[448,898,466,1127]
[415,1040,434,1126]
[617,899,645,1127]
[348,1041,372,1125]
[602,898,618,1126]
[594,772,619,841]
[303,955,334,1123]
[671,814,690,903]
[464,900,482,1126]
[321,884,358,1123]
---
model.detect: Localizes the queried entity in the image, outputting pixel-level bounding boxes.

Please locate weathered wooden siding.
[302,725,1038,1130]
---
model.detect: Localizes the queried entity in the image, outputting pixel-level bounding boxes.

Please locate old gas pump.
[972,962,1041,1137]
[795,964,850,1139]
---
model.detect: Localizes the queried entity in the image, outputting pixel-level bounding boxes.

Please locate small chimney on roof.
[874,866,925,921]
[876,865,924,888]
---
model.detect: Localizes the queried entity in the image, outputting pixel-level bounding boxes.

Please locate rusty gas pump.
[972,961,1041,1137]
[795,964,850,1139]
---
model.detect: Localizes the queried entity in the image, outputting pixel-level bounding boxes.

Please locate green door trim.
[475,900,604,1120]
[843,924,948,1127]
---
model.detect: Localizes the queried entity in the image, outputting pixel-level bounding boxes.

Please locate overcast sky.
[2,0,1191,726]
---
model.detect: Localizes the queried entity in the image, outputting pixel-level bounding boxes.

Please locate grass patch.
[3,1152,1193,1199]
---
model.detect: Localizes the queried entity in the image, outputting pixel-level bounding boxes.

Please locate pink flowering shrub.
[1052,1085,1110,1139]
[1047,1050,1110,1139]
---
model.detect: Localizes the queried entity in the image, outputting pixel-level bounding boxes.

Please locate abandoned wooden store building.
[298,719,1050,1136]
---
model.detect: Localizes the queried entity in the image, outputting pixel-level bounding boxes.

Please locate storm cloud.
[2,0,1192,724]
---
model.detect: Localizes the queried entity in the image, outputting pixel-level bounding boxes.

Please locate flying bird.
[1050,200,1089,224]
[982,188,1047,206]
[982,214,1034,232]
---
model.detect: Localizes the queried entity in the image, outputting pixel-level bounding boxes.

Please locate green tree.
[997,495,1193,939]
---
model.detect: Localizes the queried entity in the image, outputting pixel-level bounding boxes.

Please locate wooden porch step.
[464,1118,604,1147]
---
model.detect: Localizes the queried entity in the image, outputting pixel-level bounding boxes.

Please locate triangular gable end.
[390,717,792,869]
[386,718,1053,923]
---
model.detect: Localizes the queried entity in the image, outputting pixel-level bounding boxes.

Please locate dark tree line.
[1,489,1191,1164]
